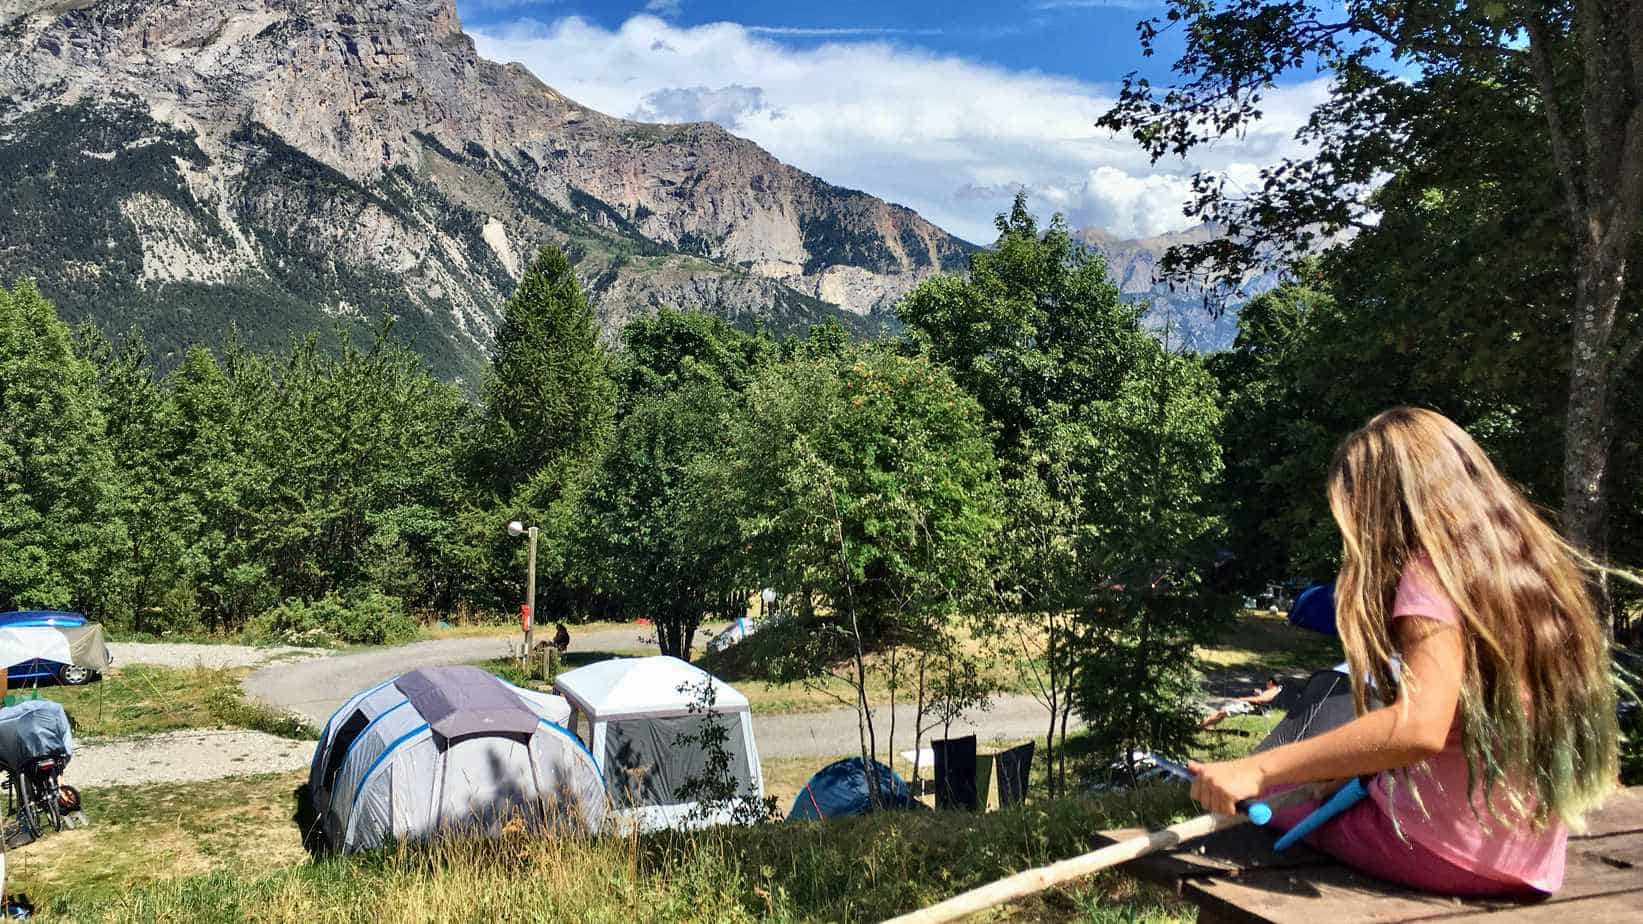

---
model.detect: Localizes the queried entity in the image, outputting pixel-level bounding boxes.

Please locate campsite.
[0,607,1320,921]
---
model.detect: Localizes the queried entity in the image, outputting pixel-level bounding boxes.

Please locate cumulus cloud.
[630,84,781,129]
[470,14,1330,243]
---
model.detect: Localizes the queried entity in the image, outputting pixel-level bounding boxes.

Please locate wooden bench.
[1099,786,1643,923]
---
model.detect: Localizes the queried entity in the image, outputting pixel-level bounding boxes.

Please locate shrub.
[249,592,419,647]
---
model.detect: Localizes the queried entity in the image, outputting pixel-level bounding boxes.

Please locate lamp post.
[508,520,538,656]
[760,587,776,620]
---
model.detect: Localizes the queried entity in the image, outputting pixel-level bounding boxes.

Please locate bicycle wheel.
[46,780,64,832]
[15,774,39,838]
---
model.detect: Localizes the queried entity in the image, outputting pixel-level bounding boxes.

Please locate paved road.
[243,626,659,727]
[243,629,1077,757]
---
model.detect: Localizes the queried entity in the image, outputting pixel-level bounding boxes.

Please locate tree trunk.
[1043,617,1061,799]
[1561,231,1630,566]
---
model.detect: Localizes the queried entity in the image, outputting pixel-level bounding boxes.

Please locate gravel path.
[244,627,656,727]
[241,627,1076,760]
[66,729,311,788]
[109,642,326,671]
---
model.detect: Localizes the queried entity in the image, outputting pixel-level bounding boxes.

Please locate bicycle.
[1,753,70,844]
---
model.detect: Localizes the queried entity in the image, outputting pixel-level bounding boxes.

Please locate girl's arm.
[1188,616,1464,816]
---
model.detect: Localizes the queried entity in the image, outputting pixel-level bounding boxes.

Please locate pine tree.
[477,247,616,495]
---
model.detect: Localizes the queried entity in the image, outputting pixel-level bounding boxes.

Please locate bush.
[248,592,419,647]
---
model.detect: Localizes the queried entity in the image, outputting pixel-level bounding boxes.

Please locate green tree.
[615,309,774,411]
[575,378,747,658]
[476,246,616,495]
[81,325,205,633]
[899,195,1173,793]
[0,281,125,617]
[1099,0,1643,586]
[164,342,278,630]
[707,348,1003,783]
[1072,341,1228,781]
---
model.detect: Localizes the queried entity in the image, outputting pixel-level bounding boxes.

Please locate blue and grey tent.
[308,665,608,853]
[787,757,914,821]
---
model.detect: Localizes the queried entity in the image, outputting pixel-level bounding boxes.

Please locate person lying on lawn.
[1190,407,1621,898]
[1199,677,1283,729]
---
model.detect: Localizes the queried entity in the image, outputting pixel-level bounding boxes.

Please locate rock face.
[1078,226,1278,352]
[0,0,973,379]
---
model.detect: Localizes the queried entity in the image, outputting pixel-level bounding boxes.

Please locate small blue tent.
[787,757,914,821]
[1288,583,1337,636]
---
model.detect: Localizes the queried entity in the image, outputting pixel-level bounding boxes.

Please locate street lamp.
[760,587,776,620]
[508,520,539,654]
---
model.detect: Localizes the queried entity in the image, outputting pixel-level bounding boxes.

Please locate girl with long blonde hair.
[1190,407,1620,896]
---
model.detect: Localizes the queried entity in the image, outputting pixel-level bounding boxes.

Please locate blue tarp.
[787,757,914,821]
[1288,583,1337,636]
[0,700,74,768]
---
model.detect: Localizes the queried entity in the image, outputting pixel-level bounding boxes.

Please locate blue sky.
[458,1,1331,243]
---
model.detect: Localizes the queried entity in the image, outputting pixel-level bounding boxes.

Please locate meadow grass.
[39,778,1196,923]
[1196,609,1342,678]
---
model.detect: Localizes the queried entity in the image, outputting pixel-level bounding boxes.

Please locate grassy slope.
[30,774,1196,923]
[15,699,1283,922]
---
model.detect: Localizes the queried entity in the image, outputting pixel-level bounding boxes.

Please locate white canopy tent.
[553,656,763,832]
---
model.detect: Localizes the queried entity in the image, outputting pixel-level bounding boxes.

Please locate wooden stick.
[882,812,1246,924]
[884,790,1308,924]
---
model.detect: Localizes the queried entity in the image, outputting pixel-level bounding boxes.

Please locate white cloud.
[630,84,780,129]
[470,15,1331,243]
[643,0,682,17]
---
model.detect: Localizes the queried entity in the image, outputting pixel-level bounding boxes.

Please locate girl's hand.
[1187,758,1266,816]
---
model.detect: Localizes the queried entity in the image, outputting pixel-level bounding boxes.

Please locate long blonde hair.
[1326,407,1618,829]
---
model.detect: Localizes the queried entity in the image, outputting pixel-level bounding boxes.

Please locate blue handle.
[1240,799,1273,826]
[1272,778,1368,852]
[1151,757,1273,824]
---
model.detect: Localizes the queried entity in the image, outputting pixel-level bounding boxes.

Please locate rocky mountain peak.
[0,0,975,380]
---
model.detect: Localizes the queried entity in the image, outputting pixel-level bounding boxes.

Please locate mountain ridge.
[0,0,975,379]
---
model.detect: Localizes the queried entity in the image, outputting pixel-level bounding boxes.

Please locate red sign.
[520,603,532,632]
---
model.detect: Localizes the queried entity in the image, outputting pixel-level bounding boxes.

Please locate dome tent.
[787,757,915,821]
[553,656,763,832]
[308,665,606,854]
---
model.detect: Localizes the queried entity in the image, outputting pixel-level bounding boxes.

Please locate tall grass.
[92,787,1195,923]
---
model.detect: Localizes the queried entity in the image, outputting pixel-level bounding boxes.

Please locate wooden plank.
[1432,890,1643,923]
[1187,859,1643,924]
[1573,788,1643,839]
[1156,787,1643,922]
[1572,830,1643,868]
[1186,865,1498,924]
[1100,824,1331,891]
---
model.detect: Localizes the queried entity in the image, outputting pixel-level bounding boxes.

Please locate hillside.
[0,0,974,380]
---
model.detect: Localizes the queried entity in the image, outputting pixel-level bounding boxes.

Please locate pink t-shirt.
[1367,555,1567,893]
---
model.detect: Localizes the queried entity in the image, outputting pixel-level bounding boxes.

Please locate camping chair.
[932,735,978,811]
